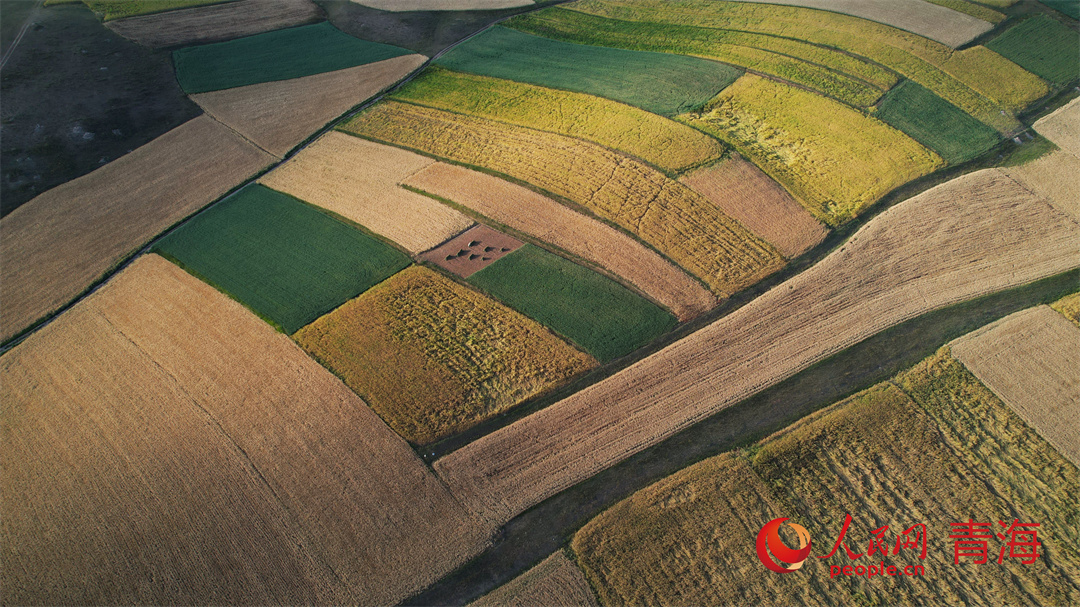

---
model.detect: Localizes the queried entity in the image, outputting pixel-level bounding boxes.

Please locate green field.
[173,22,412,93]
[923,0,1006,23]
[45,0,234,21]
[433,26,741,116]
[987,15,1080,85]
[876,80,1002,164]
[467,245,677,362]
[1041,0,1080,19]
[153,184,411,334]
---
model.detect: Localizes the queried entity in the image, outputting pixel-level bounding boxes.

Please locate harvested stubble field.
[404,163,717,320]
[294,266,594,445]
[343,102,784,296]
[471,551,598,607]
[987,14,1080,85]
[468,245,677,362]
[259,131,473,253]
[1051,292,1080,326]
[153,184,411,334]
[951,306,1080,466]
[679,155,827,258]
[682,74,943,225]
[352,0,533,9]
[1004,151,1080,222]
[572,348,1080,606]
[419,224,524,278]
[434,26,741,116]
[393,68,725,172]
[0,114,273,344]
[172,21,411,93]
[434,167,1080,526]
[0,254,492,606]
[105,0,324,48]
[192,54,425,157]
[1035,96,1080,157]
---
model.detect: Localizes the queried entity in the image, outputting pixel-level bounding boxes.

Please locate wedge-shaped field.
[1052,292,1080,326]
[294,266,594,446]
[404,163,717,320]
[876,79,1001,164]
[343,102,784,296]
[0,254,492,606]
[173,22,412,93]
[683,74,943,225]
[469,245,678,362]
[393,68,725,172]
[192,54,425,157]
[680,155,827,258]
[573,349,1080,606]
[951,306,1080,466]
[471,551,598,607]
[1035,97,1080,157]
[434,167,1080,526]
[0,114,274,344]
[153,184,411,334]
[105,0,323,47]
[259,131,473,253]
[987,14,1080,85]
[434,26,741,116]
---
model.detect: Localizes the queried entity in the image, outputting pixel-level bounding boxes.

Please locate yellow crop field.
[342,102,784,296]
[681,74,943,225]
[1051,292,1080,326]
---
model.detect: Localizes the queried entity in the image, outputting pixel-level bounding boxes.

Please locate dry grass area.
[680,155,828,258]
[193,55,425,158]
[1035,97,1080,158]
[404,163,717,320]
[471,551,598,607]
[1004,152,1080,223]
[0,254,493,605]
[259,131,473,253]
[350,0,533,9]
[0,114,274,344]
[105,0,323,47]
[951,306,1080,466]
[434,167,1080,526]
[1051,292,1080,326]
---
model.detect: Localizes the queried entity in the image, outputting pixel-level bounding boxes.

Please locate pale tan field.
[350,0,532,9]
[435,168,1080,526]
[1034,97,1080,158]
[1005,151,1080,222]
[404,163,717,320]
[0,254,492,605]
[1051,292,1080,326]
[680,155,828,258]
[192,55,425,158]
[471,551,598,607]
[259,131,473,252]
[951,306,1080,466]
[0,115,274,344]
[105,0,324,47]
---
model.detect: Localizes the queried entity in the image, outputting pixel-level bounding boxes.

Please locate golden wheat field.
[1051,292,1080,326]
[1004,152,1080,222]
[471,551,598,607]
[1034,97,1080,157]
[104,0,323,47]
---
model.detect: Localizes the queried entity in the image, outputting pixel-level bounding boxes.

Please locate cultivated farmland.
[920,0,1007,24]
[419,224,524,278]
[74,0,232,20]
[471,551,598,607]
[434,167,1080,526]
[343,102,785,296]
[682,74,943,225]
[393,68,726,172]
[404,163,717,320]
[153,184,411,334]
[875,80,1002,164]
[105,0,324,47]
[352,0,533,9]
[259,131,474,253]
[434,26,741,116]
[294,266,594,445]
[0,254,493,605]
[1004,151,1080,221]
[987,14,1080,85]
[1034,96,1080,157]
[1052,292,1080,326]
[468,245,678,362]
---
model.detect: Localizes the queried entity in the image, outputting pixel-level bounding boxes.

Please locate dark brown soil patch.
[421,223,522,278]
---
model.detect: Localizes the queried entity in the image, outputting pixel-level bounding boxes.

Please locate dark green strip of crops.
[1039,0,1080,21]
[986,14,1079,85]
[876,80,1001,165]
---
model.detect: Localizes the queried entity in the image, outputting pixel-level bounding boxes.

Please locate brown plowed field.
[419,224,524,278]
[434,168,1080,526]
[0,254,492,605]
[1034,97,1080,158]
[0,114,274,343]
[191,55,425,158]
[1004,152,1080,222]
[404,162,717,320]
[680,155,828,258]
[951,306,1080,467]
[105,0,324,48]
[471,551,598,607]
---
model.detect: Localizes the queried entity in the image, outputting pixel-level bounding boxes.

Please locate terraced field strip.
[875,79,1001,164]
[295,266,594,446]
[352,0,534,8]
[509,8,895,108]
[1004,151,1080,222]
[922,0,1005,24]
[393,68,725,172]
[434,167,1080,526]
[0,254,493,606]
[173,21,412,93]
[682,74,943,225]
[1035,97,1080,157]
[987,14,1080,85]
[1051,292,1080,326]
[0,114,274,344]
[73,0,234,20]
[153,184,411,334]
[471,551,598,607]
[679,155,827,258]
[404,163,717,320]
[259,131,473,253]
[951,306,1080,466]
[434,26,742,116]
[342,102,784,296]
[105,0,323,47]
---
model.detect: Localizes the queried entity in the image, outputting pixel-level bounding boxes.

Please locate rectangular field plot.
[987,15,1080,85]
[875,80,1001,164]
[468,245,677,362]
[153,184,411,333]
[419,224,524,278]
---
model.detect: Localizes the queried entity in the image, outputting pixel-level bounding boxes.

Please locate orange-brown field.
[104,0,324,47]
